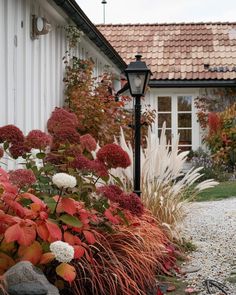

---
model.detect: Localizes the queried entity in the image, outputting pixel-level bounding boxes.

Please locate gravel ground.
[181,198,236,295]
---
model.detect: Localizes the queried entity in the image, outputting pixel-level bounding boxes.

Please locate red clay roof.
[97,23,236,80]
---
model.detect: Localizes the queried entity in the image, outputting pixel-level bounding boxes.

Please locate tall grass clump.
[113,123,218,239]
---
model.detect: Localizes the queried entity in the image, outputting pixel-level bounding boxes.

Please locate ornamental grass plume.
[52,173,77,189]
[9,169,36,188]
[112,124,218,240]
[50,241,74,263]
[96,143,131,169]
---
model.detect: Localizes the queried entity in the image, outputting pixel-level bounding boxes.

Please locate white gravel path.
[181,197,236,295]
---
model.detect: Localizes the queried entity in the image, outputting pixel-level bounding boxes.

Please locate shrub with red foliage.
[9,169,36,188]
[26,130,52,150]
[80,134,97,152]
[96,143,131,169]
[208,112,221,135]
[47,108,79,134]
[0,125,24,144]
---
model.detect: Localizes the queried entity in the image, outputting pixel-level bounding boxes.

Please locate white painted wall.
[0,0,121,134]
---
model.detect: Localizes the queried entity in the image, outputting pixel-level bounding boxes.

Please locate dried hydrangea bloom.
[96,143,131,169]
[50,241,74,263]
[26,130,52,150]
[8,143,30,159]
[9,169,36,188]
[119,192,144,217]
[47,108,79,134]
[97,185,123,203]
[52,127,80,146]
[90,159,108,177]
[80,134,97,152]
[52,173,77,189]
[0,125,24,144]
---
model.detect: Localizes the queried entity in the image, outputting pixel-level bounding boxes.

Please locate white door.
[156,95,194,151]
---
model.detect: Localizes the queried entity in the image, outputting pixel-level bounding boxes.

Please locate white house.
[98,23,236,151]
[0,0,126,134]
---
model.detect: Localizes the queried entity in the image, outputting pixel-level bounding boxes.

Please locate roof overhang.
[52,0,127,71]
[116,79,236,95]
[149,79,236,88]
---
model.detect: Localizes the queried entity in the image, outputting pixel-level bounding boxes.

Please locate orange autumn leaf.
[83,230,96,244]
[36,221,49,241]
[57,198,77,215]
[73,245,85,259]
[18,241,42,265]
[45,220,62,242]
[5,222,36,246]
[56,263,76,284]
[39,252,55,264]
[64,231,75,245]
[0,252,15,274]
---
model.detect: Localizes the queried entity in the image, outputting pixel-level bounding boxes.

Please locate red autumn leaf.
[104,209,120,224]
[57,198,77,215]
[73,245,85,259]
[18,241,42,265]
[39,252,55,264]
[45,220,62,242]
[5,222,36,246]
[3,196,25,217]
[156,287,164,295]
[21,192,46,209]
[0,252,15,273]
[56,263,76,284]
[36,221,49,241]
[64,231,75,245]
[83,230,96,245]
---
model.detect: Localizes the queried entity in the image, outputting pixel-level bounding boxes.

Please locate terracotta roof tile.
[97,22,236,80]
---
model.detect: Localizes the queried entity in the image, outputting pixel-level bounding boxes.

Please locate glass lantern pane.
[127,72,146,95]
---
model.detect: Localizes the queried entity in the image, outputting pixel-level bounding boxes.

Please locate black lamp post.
[124,54,151,196]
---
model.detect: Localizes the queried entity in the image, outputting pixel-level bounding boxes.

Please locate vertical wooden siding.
[0,0,121,134]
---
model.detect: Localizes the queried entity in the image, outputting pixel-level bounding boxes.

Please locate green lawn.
[196,181,236,202]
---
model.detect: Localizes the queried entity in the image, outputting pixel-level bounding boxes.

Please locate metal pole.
[133,95,141,196]
[103,3,106,24]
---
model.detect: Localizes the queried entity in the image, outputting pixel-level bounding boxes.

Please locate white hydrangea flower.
[50,241,74,263]
[52,173,77,189]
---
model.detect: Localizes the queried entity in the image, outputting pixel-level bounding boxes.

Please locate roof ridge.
[97,22,236,26]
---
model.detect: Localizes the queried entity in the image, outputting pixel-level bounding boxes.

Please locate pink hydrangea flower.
[0,125,24,144]
[26,130,52,150]
[9,143,30,159]
[80,134,97,152]
[96,143,131,169]
[47,108,79,134]
[9,169,36,188]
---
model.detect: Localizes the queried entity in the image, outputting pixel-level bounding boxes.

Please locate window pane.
[178,96,192,111]
[179,146,192,152]
[178,113,192,127]
[158,113,171,128]
[158,96,171,112]
[158,129,172,143]
[178,129,192,145]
